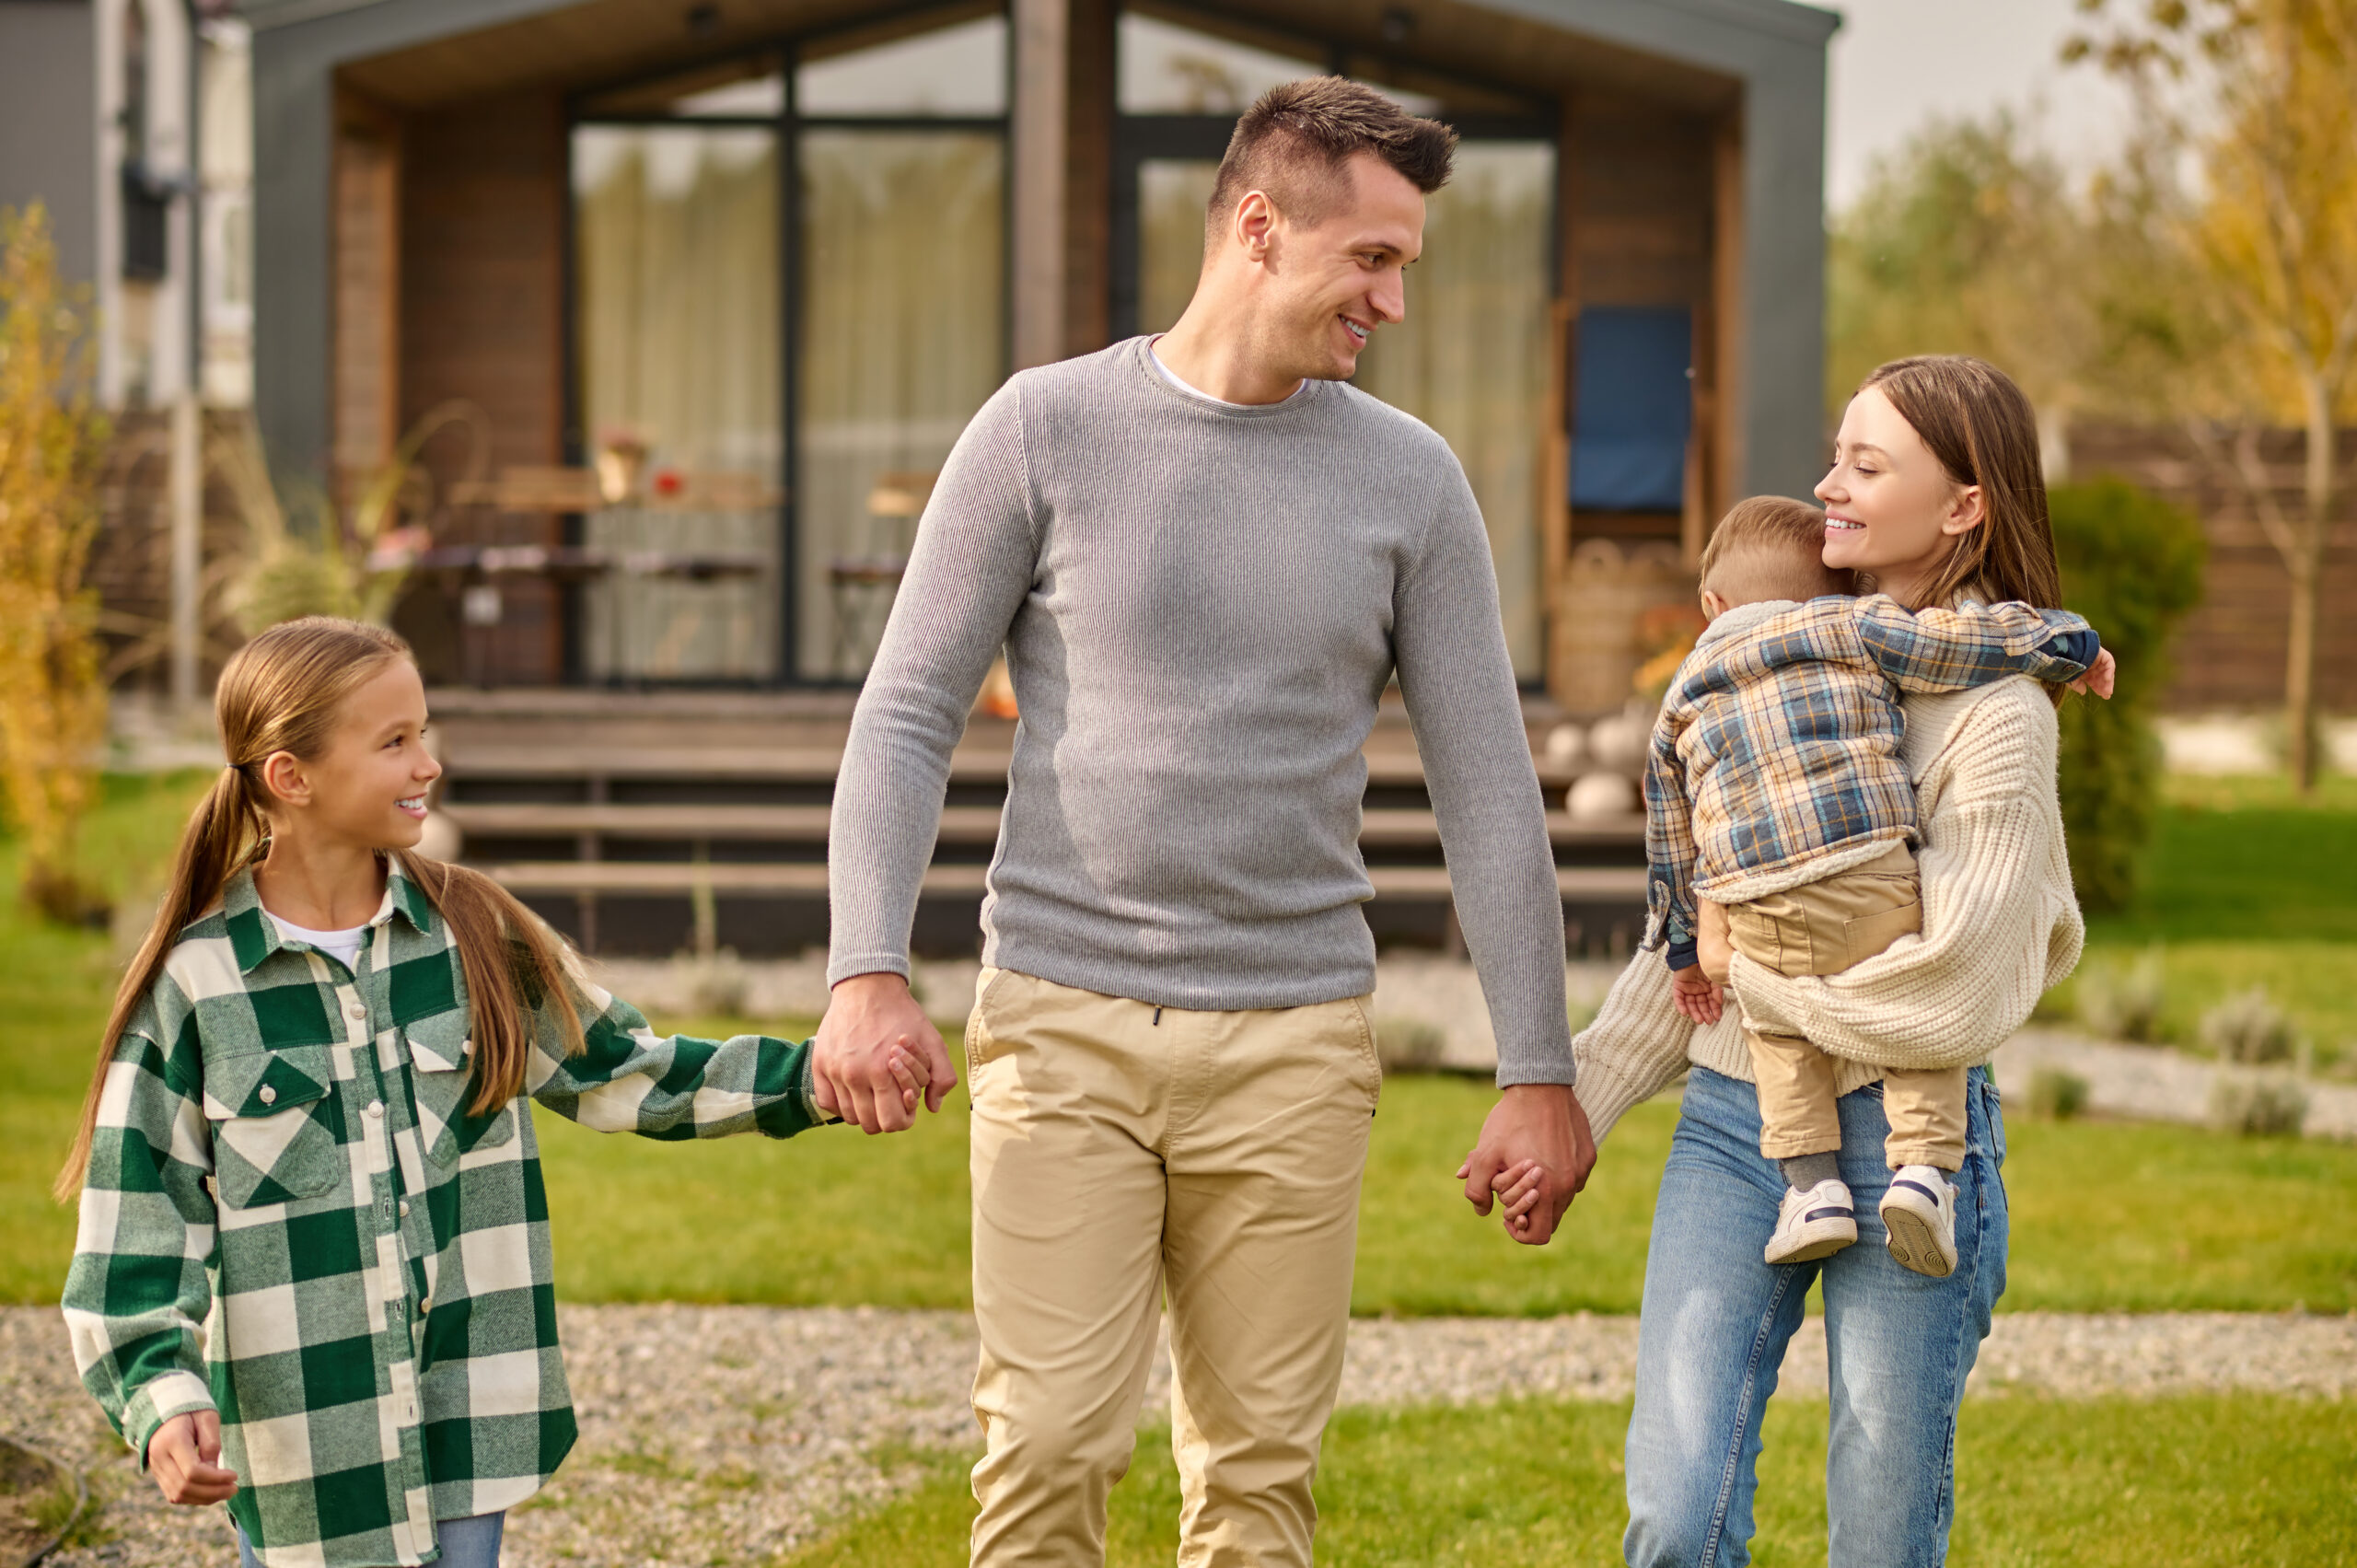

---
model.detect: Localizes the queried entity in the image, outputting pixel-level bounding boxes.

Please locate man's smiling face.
[1264,151,1423,383]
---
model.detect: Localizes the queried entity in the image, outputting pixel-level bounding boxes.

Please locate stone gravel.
[6,1305,2347,1565]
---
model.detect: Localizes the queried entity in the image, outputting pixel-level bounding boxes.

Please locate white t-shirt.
[272,917,369,973]
[1147,335,1300,407]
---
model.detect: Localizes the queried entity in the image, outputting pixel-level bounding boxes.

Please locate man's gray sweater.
[826,337,1574,1086]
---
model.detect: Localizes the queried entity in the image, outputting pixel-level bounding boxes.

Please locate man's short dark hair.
[1206,77,1457,238]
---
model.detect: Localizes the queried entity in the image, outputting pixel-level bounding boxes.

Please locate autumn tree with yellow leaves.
[2070,0,2357,792]
[0,204,110,921]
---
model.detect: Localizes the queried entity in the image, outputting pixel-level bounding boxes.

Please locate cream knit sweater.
[1573,677,2084,1144]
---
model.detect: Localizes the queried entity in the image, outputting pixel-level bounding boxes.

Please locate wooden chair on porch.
[827,469,936,678]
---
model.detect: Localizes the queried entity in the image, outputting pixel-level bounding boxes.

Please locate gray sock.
[1780,1152,1840,1191]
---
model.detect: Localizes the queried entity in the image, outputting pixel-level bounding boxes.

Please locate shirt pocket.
[201,1047,343,1207]
[402,1011,517,1166]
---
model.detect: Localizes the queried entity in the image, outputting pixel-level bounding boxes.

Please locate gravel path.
[6,1305,2348,1566]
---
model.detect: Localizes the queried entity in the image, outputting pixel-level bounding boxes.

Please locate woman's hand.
[2067,647,2116,700]
[147,1411,238,1504]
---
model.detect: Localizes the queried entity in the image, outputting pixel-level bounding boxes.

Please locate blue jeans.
[238,1511,504,1567]
[1623,1066,2008,1568]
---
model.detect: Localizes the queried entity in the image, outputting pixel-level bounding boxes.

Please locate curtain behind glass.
[799,130,1005,679]
[574,125,782,679]
[1355,143,1553,679]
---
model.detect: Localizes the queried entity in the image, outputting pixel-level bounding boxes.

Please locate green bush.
[2049,478,2207,912]
[2027,1064,2091,1121]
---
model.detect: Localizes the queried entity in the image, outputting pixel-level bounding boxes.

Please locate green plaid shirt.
[63,861,829,1567]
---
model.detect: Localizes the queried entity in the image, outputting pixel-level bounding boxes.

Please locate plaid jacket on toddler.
[1643,593,2096,969]
[63,860,829,1568]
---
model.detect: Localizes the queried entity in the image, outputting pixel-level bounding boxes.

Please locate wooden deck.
[428,691,1650,957]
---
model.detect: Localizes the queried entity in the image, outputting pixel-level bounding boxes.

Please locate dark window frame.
[563,1,1014,689]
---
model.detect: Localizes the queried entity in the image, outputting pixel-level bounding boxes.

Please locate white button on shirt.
[366,1100,385,1120]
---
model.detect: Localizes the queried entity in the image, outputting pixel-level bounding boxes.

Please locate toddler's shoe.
[1879,1165,1960,1278]
[1765,1178,1857,1264]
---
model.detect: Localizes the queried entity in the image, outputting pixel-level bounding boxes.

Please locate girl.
[56,618,897,1568]
[1572,356,2097,1566]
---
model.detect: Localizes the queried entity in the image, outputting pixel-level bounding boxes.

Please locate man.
[817,78,1596,1567]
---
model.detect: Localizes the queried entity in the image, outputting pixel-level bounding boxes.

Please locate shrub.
[2200,986,2298,1064]
[2026,1064,2090,1121]
[2207,1071,2308,1137]
[1375,1017,1446,1075]
[2073,947,2167,1041]
[2049,478,2207,913]
[0,204,109,923]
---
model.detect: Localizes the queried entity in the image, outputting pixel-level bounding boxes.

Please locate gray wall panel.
[0,0,98,283]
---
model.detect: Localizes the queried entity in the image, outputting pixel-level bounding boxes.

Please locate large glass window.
[798,129,1005,678]
[1354,144,1555,677]
[571,6,1007,683]
[574,122,783,680]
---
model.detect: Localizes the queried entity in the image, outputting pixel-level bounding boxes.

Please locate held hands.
[814,972,958,1134]
[1457,1083,1596,1246]
[2067,647,2117,700]
[147,1411,237,1505]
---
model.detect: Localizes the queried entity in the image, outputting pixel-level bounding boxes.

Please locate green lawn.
[788,1395,2357,1567]
[5,772,2356,1313]
[2057,773,2357,1063]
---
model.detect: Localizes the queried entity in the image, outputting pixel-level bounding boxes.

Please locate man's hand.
[1669,964,1724,1027]
[2067,646,2117,700]
[1456,1083,1596,1246]
[814,972,958,1134]
[147,1411,237,1505]
[1696,900,1734,987]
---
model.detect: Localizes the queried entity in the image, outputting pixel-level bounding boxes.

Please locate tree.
[2069,0,2357,792]
[1829,114,2092,425]
[0,204,110,921]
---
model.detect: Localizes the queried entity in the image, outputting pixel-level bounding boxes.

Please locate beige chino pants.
[1722,843,1968,1172]
[963,968,1382,1568]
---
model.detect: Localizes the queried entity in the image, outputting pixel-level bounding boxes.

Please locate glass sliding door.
[792,11,1009,680]
[1353,143,1554,679]
[567,7,1007,686]
[573,121,784,680]
[796,128,1004,679]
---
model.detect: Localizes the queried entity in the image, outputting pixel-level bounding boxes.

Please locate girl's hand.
[148,1411,238,1504]
[2068,647,2116,700]
[1493,1157,1547,1237]
[884,1048,928,1116]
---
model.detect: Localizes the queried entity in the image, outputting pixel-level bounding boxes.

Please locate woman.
[1575,356,2098,1566]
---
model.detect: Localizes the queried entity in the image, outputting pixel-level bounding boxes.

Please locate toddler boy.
[1643,497,2099,1276]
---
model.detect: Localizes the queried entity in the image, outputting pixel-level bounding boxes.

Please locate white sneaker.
[1765,1178,1858,1265]
[1880,1166,1960,1278]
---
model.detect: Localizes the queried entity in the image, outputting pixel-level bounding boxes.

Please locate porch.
[424,687,1652,957]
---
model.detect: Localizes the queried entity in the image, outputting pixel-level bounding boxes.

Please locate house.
[0,0,254,409]
[229,0,1841,954]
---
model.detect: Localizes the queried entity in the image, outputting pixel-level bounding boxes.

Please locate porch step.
[442,801,1647,849]
[482,860,1648,902]
[441,744,1598,793]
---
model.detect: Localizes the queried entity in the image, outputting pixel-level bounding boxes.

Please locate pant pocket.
[1840,898,1922,968]
[965,967,1012,1079]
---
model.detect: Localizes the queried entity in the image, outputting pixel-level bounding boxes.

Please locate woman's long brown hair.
[55,617,581,1201]
[1857,355,2065,612]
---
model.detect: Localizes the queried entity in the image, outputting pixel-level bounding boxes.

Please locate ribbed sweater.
[1573,678,2084,1141]
[827,338,1574,1086]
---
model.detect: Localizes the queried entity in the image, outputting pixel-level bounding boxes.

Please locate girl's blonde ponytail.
[54,616,585,1202]
[54,762,268,1199]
